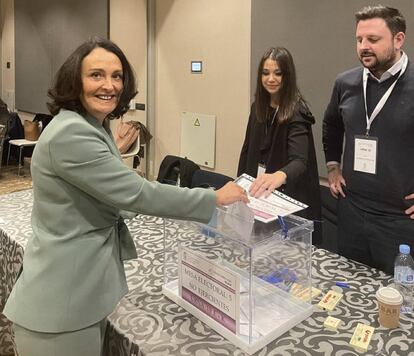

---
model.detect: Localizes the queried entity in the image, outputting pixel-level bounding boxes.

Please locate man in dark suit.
[323,5,414,274]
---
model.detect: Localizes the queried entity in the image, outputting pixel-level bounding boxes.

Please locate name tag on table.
[354,135,377,174]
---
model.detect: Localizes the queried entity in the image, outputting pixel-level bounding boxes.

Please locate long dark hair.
[255,47,306,123]
[47,36,137,119]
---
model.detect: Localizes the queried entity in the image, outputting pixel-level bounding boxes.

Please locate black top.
[366,72,399,117]
[238,102,321,243]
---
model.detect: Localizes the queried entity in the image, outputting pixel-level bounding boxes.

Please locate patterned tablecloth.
[1,189,414,356]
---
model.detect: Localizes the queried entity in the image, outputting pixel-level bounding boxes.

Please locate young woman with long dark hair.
[238,47,321,243]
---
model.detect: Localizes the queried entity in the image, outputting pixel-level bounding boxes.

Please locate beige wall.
[110,0,147,126]
[1,0,32,123]
[109,0,147,170]
[153,0,251,178]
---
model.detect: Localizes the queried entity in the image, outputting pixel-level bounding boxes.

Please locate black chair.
[157,155,234,190]
[157,155,200,188]
[33,113,53,132]
[190,169,233,190]
[3,112,24,165]
[0,105,17,165]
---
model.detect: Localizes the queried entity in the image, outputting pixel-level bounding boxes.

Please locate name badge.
[354,135,377,174]
[257,163,266,176]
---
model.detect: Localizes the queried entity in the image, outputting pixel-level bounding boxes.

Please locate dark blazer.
[4,110,216,332]
[238,102,321,243]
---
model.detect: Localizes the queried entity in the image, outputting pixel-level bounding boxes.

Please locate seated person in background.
[237,47,321,244]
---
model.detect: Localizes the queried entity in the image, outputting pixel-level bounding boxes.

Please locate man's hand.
[327,165,346,199]
[405,193,414,219]
[249,171,287,198]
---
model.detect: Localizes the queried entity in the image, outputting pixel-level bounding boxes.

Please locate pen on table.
[335,281,350,288]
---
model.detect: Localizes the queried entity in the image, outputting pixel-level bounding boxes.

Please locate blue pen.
[335,281,350,288]
[278,215,288,239]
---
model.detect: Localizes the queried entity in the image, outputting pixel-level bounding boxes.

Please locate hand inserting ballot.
[215,182,249,206]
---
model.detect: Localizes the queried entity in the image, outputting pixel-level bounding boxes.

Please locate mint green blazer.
[4,110,216,332]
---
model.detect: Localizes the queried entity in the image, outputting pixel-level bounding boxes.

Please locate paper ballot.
[234,174,307,223]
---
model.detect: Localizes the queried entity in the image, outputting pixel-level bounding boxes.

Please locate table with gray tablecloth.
[1,189,413,356]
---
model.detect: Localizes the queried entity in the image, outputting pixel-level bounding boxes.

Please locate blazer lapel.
[84,114,122,160]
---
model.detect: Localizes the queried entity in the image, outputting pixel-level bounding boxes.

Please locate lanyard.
[362,55,408,136]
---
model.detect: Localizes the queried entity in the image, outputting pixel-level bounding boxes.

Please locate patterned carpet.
[0,163,31,356]
[0,161,33,195]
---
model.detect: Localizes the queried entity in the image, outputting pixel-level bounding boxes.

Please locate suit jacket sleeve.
[278,112,310,181]
[323,78,345,163]
[49,118,216,223]
[237,104,255,177]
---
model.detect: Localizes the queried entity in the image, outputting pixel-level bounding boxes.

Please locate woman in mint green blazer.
[4,37,247,356]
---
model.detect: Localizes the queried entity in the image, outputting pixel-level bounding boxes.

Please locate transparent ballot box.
[162,206,314,355]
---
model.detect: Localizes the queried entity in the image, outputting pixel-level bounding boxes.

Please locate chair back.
[120,136,140,159]
[156,155,200,187]
[190,169,233,190]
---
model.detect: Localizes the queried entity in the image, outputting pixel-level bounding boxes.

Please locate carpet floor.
[0,162,33,195]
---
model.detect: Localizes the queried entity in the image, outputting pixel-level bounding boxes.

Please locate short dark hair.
[255,47,306,123]
[355,5,406,35]
[47,37,137,119]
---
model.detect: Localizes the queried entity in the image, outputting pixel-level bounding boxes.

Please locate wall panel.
[15,0,108,113]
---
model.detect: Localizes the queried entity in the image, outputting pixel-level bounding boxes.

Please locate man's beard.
[359,47,397,76]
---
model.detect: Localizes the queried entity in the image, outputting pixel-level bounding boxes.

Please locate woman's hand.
[249,171,287,198]
[216,182,249,206]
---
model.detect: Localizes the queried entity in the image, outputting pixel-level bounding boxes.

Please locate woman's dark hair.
[254,47,307,124]
[355,5,406,36]
[47,36,137,119]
